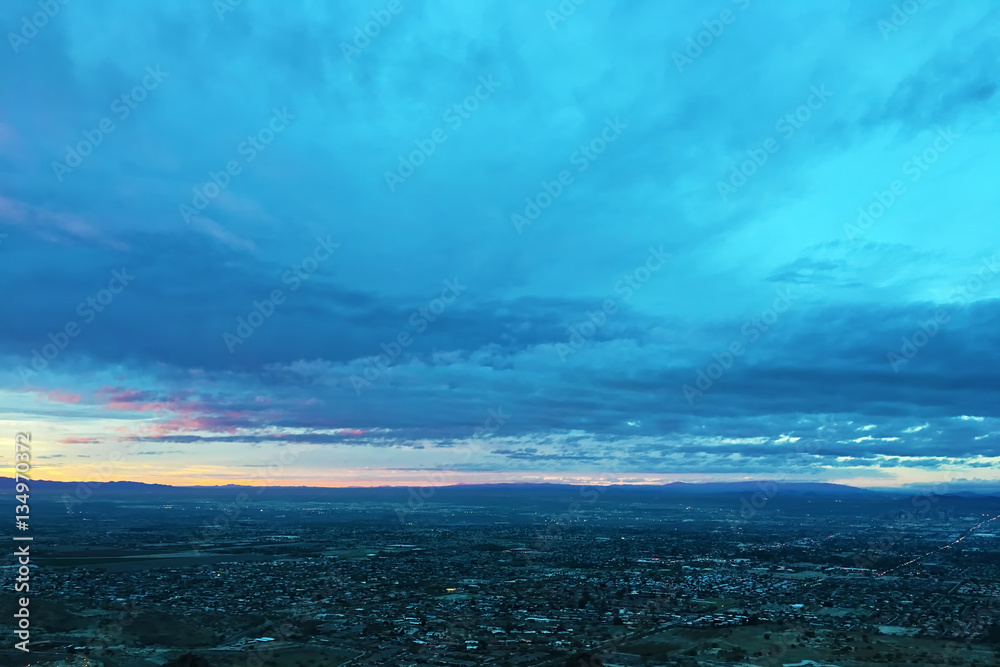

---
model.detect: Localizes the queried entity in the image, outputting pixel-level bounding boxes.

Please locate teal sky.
[1,0,998,488]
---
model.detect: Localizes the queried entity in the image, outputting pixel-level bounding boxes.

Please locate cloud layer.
[2,0,998,487]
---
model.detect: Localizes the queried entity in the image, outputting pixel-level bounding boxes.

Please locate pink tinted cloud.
[46,390,82,404]
[98,386,307,441]
[98,386,250,438]
[98,387,209,415]
[106,400,176,412]
[148,413,245,437]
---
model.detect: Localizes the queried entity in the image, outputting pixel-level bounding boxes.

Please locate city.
[2,482,998,666]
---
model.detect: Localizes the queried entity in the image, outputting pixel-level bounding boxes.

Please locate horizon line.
[2,477,932,491]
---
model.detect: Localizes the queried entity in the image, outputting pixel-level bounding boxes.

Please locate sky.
[1,0,998,489]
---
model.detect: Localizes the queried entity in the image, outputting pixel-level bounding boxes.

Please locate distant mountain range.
[644,481,875,495]
[4,479,999,499]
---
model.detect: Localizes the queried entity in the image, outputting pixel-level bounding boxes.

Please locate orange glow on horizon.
[15,467,890,489]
